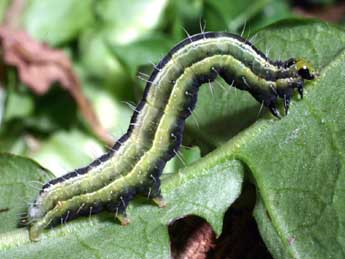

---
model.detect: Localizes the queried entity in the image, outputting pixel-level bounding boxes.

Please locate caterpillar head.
[295,59,316,80]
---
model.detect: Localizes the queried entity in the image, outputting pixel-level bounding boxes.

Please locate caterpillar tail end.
[29,224,42,242]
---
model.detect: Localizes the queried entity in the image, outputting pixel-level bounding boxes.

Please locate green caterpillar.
[28,31,316,241]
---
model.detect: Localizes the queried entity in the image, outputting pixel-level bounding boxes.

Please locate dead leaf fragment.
[0,27,113,144]
[169,216,215,259]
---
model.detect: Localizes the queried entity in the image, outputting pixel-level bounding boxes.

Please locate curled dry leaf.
[0,26,113,145]
[293,2,345,23]
[170,216,215,259]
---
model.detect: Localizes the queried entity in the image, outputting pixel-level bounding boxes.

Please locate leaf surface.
[193,20,345,258]
[0,154,244,259]
[23,0,93,45]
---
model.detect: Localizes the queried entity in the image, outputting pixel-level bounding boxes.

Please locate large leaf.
[0,154,244,258]
[250,51,345,258]
[204,49,345,258]
[191,20,345,257]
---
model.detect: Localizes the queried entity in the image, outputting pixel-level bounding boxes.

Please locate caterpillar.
[28,31,316,241]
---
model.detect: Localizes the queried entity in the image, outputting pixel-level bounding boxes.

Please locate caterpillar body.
[28,31,316,241]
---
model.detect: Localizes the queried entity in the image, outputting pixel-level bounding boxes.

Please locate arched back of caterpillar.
[28,31,316,241]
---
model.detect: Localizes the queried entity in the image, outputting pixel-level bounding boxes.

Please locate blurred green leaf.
[308,0,336,4]
[164,146,201,175]
[0,121,28,155]
[0,87,5,127]
[82,80,132,135]
[28,129,103,177]
[108,34,175,77]
[4,88,33,122]
[169,0,203,36]
[25,88,78,133]
[95,0,169,44]
[78,28,130,89]
[0,0,9,23]
[23,0,94,45]
[254,19,345,69]
[204,0,272,32]
[247,0,293,34]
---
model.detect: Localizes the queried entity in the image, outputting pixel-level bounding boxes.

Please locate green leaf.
[3,88,34,122]
[0,0,10,23]
[0,87,5,127]
[0,155,244,258]
[254,19,345,69]
[168,0,203,37]
[308,0,336,4]
[28,130,103,177]
[0,154,53,234]
[107,34,175,78]
[247,0,293,34]
[0,124,27,155]
[78,28,130,87]
[194,19,345,258]
[95,0,169,44]
[249,51,345,258]
[23,0,94,45]
[25,88,79,133]
[204,0,272,32]
[164,146,201,174]
[220,49,345,258]
[82,82,133,136]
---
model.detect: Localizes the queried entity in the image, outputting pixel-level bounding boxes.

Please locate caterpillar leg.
[146,173,166,208]
[107,194,132,225]
[115,212,130,225]
[152,195,166,208]
[268,103,281,119]
[29,222,43,242]
[283,94,291,115]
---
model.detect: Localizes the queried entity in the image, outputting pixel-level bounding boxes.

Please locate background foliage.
[0,0,345,258]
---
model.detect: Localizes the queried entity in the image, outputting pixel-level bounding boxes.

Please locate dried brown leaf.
[293,2,345,23]
[170,216,215,259]
[0,27,113,144]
